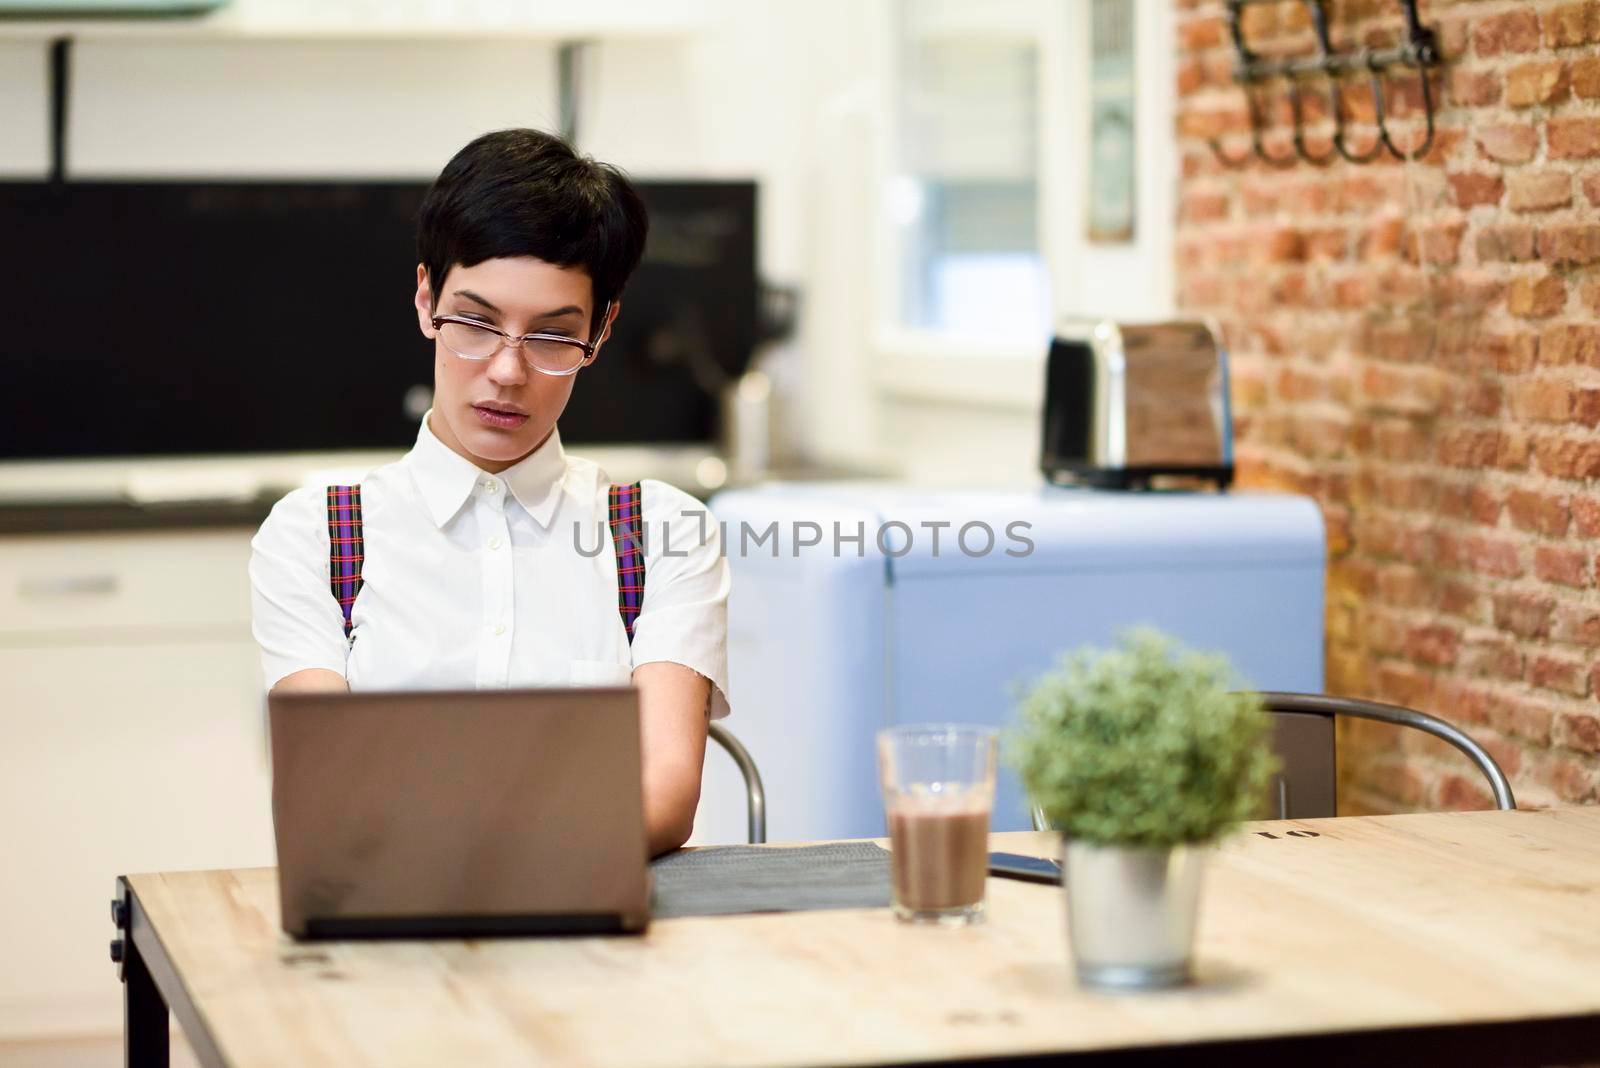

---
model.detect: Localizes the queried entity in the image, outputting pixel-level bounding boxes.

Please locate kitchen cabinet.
[0,530,274,1040]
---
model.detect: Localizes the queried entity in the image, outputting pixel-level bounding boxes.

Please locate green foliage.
[1006,628,1278,847]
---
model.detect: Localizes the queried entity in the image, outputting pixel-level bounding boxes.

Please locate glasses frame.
[430,300,613,377]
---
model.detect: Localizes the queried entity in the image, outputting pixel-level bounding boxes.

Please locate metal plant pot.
[1062,840,1207,989]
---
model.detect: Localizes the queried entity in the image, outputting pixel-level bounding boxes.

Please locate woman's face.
[413,256,617,473]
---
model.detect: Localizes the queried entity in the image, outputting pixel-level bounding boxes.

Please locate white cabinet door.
[0,636,275,1040]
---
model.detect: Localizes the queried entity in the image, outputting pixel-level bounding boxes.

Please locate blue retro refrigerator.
[690,484,1325,844]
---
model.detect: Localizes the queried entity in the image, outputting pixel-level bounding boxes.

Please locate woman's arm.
[632,660,711,856]
[269,668,350,695]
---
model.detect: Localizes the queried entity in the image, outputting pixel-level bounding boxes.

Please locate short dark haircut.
[417,129,649,334]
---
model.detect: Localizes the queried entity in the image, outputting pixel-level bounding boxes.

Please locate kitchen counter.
[0,448,890,535]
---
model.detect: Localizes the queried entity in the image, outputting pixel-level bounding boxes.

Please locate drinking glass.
[877,725,998,926]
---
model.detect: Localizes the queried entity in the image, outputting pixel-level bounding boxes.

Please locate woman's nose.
[486,343,528,385]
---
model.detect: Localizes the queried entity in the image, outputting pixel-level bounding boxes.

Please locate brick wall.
[1174,0,1600,811]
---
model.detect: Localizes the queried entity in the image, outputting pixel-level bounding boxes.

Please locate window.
[892,1,1050,344]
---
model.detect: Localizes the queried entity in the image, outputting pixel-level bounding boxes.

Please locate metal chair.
[708,721,767,844]
[1030,691,1515,831]
[1258,692,1515,818]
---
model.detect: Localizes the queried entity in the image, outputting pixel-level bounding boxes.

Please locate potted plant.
[1007,628,1276,989]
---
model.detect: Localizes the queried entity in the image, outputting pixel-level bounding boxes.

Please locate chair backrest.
[708,722,767,844]
[1030,691,1517,830]
[1257,692,1517,818]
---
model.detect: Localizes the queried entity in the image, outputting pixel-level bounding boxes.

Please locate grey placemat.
[650,842,891,919]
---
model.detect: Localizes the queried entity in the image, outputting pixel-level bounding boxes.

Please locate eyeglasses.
[430,301,612,377]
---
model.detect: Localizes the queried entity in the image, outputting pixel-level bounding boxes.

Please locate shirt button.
[484,480,500,494]
[488,536,502,550]
[492,623,506,636]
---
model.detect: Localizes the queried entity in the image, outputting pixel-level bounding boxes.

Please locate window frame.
[871,0,1174,412]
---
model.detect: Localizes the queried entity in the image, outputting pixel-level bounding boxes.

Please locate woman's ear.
[595,300,621,350]
[413,264,437,339]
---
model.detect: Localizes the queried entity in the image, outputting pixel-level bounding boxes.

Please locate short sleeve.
[629,480,732,719]
[249,486,350,690]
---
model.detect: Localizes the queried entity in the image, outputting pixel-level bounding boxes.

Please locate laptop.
[267,687,651,939]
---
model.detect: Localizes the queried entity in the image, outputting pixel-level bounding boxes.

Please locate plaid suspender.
[323,481,644,644]
[608,482,646,643]
[326,485,364,639]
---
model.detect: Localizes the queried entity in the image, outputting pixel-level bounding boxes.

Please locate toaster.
[1040,318,1234,490]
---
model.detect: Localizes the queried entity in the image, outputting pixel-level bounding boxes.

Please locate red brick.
[1549,116,1600,159]
[1535,544,1592,587]
[1476,9,1542,54]
[1438,482,1502,526]
[1573,495,1600,535]
[1450,67,1503,107]
[1509,379,1600,426]
[1478,733,1526,779]
[1508,273,1567,317]
[1177,107,1245,141]
[1436,427,1500,469]
[1436,531,1525,578]
[1237,2,1278,40]
[1507,487,1572,534]
[1540,323,1600,365]
[1543,2,1600,48]
[1557,712,1600,753]
[1534,433,1600,477]
[1539,754,1600,803]
[1499,425,1533,470]
[1177,14,1224,51]
[1510,378,1570,422]
[1460,636,1525,679]
[1283,179,1330,216]
[1378,661,1437,710]
[1551,601,1600,644]
[1537,223,1600,265]
[1437,14,1472,59]
[1405,622,1460,667]
[1449,377,1504,418]
[1437,773,1495,811]
[1506,59,1569,106]
[1180,190,1228,223]
[1448,172,1503,209]
[1440,580,1487,622]
[1488,693,1554,744]
[1508,170,1574,212]
[1493,591,1555,637]
[1574,55,1600,97]
[1529,653,1591,695]
[1176,58,1205,97]
[1476,224,1536,262]
[1261,225,1305,264]
[1475,122,1539,164]
[1375,565,1433,608]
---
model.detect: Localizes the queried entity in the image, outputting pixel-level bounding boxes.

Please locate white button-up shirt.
[249,415,731,717]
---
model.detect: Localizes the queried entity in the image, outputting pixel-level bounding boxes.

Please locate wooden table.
[112,808,1600,1067]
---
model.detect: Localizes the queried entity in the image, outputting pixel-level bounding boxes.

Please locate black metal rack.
[1208,0,1441,166]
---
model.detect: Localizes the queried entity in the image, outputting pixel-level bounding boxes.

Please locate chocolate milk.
[888,801,991,912]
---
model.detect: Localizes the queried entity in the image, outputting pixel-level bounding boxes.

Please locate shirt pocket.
[568,659,634,687]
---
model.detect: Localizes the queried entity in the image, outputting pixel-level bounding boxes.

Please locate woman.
[249,129,730,856]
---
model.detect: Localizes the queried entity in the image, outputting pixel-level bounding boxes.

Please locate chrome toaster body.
[1040,319,1233,490]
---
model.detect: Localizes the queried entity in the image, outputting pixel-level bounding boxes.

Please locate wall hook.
[1289,77,1337,165]
[1206,0,1441,168]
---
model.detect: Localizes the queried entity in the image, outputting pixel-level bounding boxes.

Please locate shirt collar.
[405,414,570,529]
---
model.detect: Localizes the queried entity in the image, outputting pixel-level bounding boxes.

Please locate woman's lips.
[473,404,529,429]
